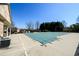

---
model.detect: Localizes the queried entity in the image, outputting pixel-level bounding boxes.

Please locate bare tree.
[35,21,40,30]
[76,16,79,23]
[25,21,33,30]
[10,20,14,27]
[62,20,67,27]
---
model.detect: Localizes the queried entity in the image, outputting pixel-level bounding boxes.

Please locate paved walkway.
[0,34,41,56]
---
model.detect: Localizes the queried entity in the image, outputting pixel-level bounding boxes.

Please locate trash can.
[0,37,10,48]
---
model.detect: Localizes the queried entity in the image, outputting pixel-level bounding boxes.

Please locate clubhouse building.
[0,3,11,37]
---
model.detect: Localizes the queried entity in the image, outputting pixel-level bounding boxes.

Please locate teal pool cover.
[26,32,67,45]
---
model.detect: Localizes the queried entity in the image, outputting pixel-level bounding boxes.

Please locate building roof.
[0,3,11,27]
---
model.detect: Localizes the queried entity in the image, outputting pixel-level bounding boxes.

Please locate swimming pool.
[26,32,67,45]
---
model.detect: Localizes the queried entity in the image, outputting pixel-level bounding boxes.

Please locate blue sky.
[10,3,79,28]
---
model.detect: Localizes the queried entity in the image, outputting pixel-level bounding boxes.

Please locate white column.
[7,27,8,36]
[0,21,4,37]
[10,27,11,35]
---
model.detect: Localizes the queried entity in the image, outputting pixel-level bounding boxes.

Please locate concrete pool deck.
[0,34,41,56]
[0,33,79,56]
